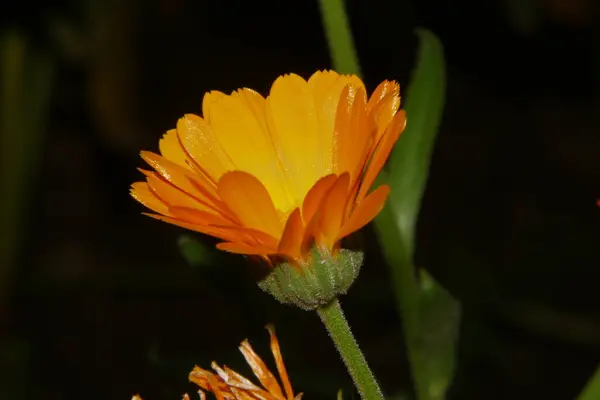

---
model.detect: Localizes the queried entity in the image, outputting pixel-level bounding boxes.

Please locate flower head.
[131,70,405,263]
[189,325,301,400]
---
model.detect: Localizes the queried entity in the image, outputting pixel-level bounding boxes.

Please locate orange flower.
[131,70,406,262]
[189,325,301,400]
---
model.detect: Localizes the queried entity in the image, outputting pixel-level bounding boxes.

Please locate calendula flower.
[130,70,405,263]
[189,325,301,400]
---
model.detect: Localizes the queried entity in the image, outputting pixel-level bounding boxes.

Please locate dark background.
[1,0,600,399]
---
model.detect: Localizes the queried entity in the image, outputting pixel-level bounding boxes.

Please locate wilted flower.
[131,70,405,264]
[189,325,301,400]
[132,327,298,400]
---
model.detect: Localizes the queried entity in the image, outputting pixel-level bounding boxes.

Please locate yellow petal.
[176,114,235,183]
[158,129,189,168]
[203,88,295,212]
[130,181,170,215]
[266,74,322,205]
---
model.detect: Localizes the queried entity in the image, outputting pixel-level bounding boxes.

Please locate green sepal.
[258,248,363,311]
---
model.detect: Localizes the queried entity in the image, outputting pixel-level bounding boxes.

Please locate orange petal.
[230,388,257,400]
[277,208,304,260]
[266,325,294,400]
[307,71,365,175]
[357,109,406,202]
[317,173,350,250]
[205,372,227,400]
[209,225,279,249]
[216,242,275,256]
[337,185,390,240]
[130,181,170,215]
[143,213,243,242]
[300,207,322,257]
[145,173,202,209]
[333,85,370,180]
[239,340,285,399]
[141,151,222,213]
[217,171,283,238]
[368,85,401,143]
[169,206,231,226]
[301,174,337,225]
[219,366,262,391]
[366,80,400,115]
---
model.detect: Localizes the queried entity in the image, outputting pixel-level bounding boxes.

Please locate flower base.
[258,248,363,310]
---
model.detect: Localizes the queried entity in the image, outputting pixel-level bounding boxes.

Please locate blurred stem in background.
[317,0,361,76]
[0,31,55,330]
[578,364,600,399]
[317,1,456,399]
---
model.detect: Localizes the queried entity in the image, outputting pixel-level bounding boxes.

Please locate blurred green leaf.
[386,28,445,255]
[178,235,214,268]
[577,363,600,400]
[374,29,455,400]
[0,31,54,322]
[417,270,460,399]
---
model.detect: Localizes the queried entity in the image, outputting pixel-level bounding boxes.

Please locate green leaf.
[374,29,456,400]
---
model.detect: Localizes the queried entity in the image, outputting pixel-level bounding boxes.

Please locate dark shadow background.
[1,0,600,399]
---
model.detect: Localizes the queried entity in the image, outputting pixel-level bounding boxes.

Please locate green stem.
[577,363,600,400]
[316,298,384,400]
[317,0,362,75]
